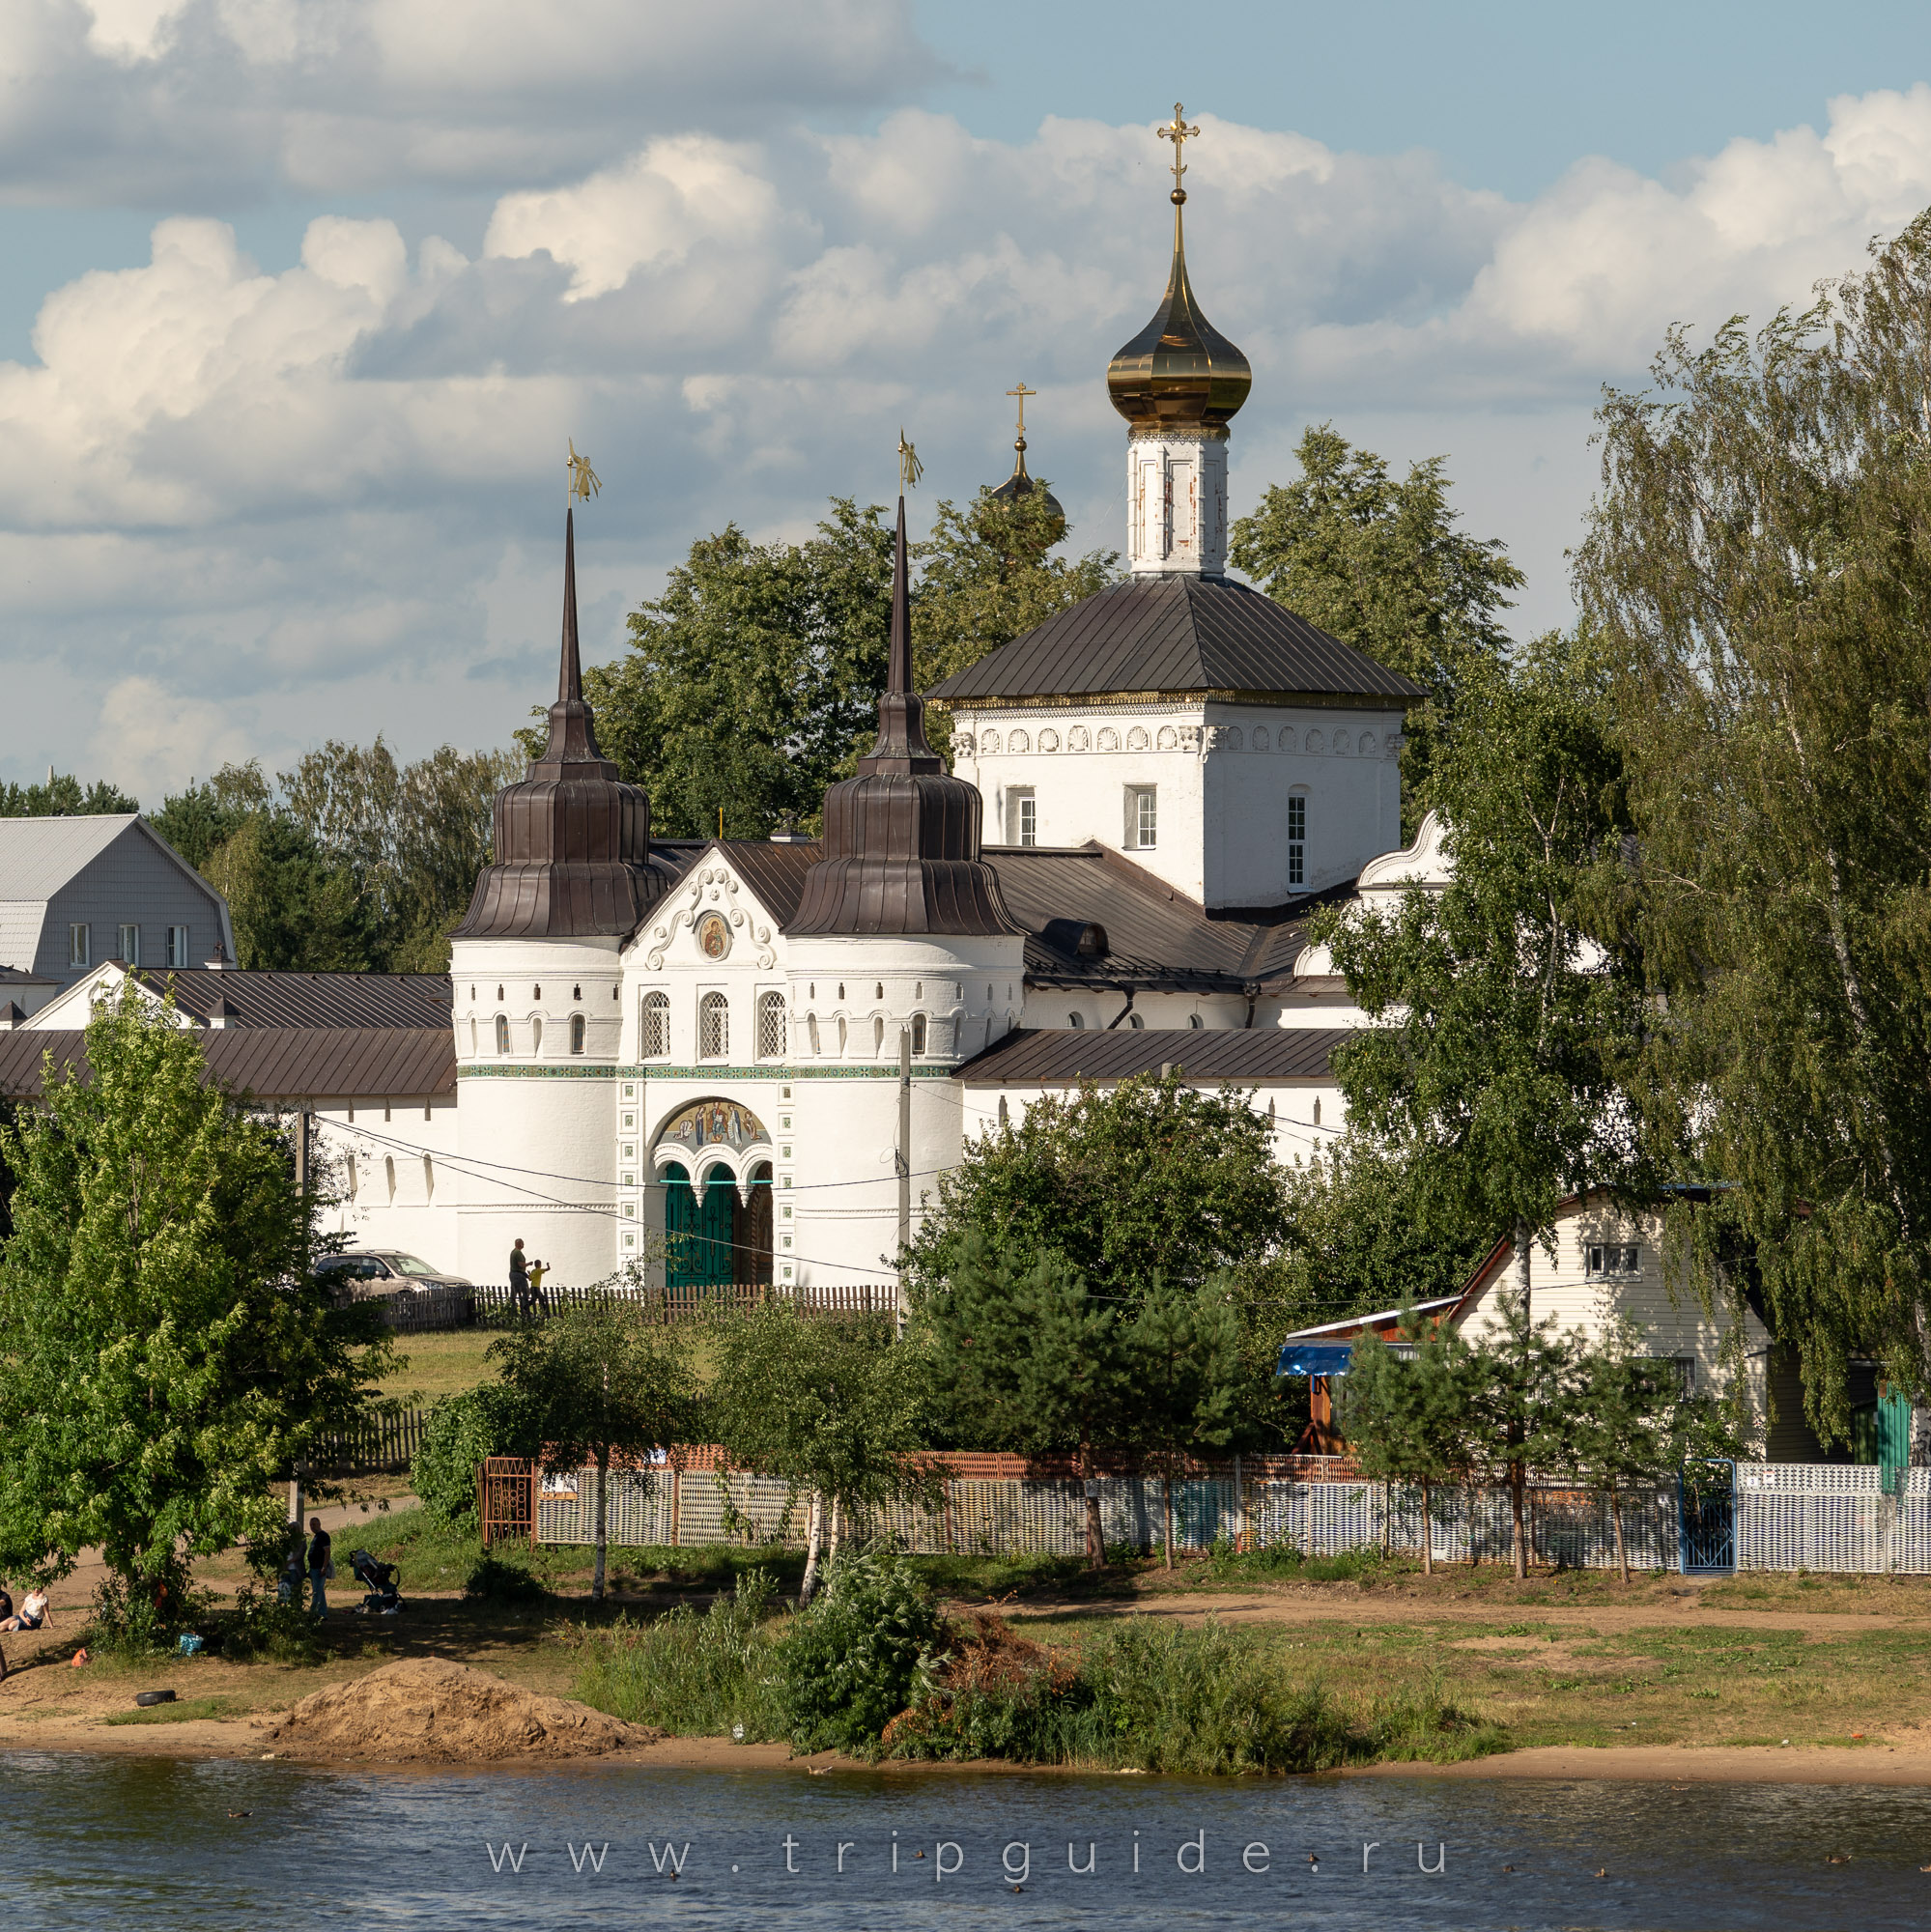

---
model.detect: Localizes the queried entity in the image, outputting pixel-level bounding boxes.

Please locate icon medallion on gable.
[696,912,732,960]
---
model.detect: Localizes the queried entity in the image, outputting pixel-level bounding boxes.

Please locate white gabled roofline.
[1279,1293,1462,1343]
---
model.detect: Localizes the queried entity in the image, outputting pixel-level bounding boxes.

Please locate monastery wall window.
[698,990,729,1060]
[910,1011,928,1055]
[531,1016,543,1056]
[1007,787,1036,845]
[806,1013,821,1055]
[1287,792,1307,888]
[495,1013,510,1055]
[640,991,669,1060]
[1125,785,1157,850]
[755,990,786,1061]
[570,1013,585,1056]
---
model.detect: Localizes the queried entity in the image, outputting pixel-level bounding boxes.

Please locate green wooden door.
[664,1162,734,1289]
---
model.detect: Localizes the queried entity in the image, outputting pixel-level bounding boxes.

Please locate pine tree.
[1128,1278,1242,1569]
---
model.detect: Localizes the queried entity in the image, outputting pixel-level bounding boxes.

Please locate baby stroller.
[349,1549,403,1615]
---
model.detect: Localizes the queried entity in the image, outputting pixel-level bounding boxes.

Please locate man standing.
[509,1237,530,1321]
[307,1517,332,1622]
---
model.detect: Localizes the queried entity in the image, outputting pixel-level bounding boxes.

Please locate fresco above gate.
[653,1097,768,1155]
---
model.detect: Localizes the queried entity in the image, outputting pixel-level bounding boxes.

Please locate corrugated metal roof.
[0,1026,456,1101]
[682,837,1340,992]
[955,1025,1350,1085]
[931,578,1425,705]
[0,814,138,898]
[0,905,45,972]
[125,969,453,1029]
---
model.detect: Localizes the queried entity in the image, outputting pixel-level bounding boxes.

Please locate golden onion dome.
[1108,108,1251,430]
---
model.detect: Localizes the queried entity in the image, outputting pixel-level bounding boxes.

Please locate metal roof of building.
[0,1026,456,1101]
[122,968,453,1029]
[929,577,1424,706]
[673,838,1340,992]
[954,1024,1351,1086]
[0,813,140,897]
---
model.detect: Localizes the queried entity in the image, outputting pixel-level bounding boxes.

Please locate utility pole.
[896,1024,912,1320]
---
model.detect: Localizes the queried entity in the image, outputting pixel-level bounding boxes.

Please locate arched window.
[469,1017,477,1054]
[423,1155,435,1201]
[699,991,728,1059]
[1187,1013,1204,1031]
[756,990,786,1060]
[1068,1011,1085,1030]
[1314,1096,1323,1126]
[641,991,669,1059]
[531,1015,543,1056]
[837,1015,848,1054]
[910,1011,928,1055]
[872,1014,885,1054]
[807,1013,821,1055]
[1127,1012,1145,1030]
[570,1013,585,1055]
[495,1013,510,1055]
[383,1155,396,1204]
[346,1154,358,1201]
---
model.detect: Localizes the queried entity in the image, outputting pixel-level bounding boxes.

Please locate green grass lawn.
[369,1329,499,1404]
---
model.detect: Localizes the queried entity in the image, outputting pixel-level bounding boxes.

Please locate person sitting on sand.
[0,1586,47,1633]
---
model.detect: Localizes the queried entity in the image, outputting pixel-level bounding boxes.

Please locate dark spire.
[860,496,942,776]
[529,506,612,776]
[454,508,660,940]
[790,488,1018,938]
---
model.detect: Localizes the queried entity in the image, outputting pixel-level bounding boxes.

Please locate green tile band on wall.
[458,1063,957,1082]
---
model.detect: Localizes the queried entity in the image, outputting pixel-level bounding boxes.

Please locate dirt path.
[1007,1588,1925,1640]
[1354,1742,1931,1786]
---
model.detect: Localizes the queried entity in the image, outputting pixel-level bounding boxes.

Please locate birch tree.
[1576,212,1931,1449]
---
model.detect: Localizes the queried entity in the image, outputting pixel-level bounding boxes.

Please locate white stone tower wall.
[1126,427,1229,577]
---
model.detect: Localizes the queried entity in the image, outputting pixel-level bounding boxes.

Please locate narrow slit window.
[117,923,139,965]
[1288,794,1307,888]
[495,1013,510,1055]
[570,1013,585,1055]
[166,924,189,968]
[910,1011,928,1054]
[68,923,90,969]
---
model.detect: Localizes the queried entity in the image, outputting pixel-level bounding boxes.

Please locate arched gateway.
[653,1099,773,1289]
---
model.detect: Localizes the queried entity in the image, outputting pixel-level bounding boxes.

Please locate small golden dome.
[1108,106,1251,430]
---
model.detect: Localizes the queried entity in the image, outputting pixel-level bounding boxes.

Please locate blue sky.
[0,1,1926,798]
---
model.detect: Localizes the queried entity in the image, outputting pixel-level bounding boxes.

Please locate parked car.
[315,1250,473,1293]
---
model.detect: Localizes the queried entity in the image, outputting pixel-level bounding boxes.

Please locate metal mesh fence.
[527,1459,1931,1575]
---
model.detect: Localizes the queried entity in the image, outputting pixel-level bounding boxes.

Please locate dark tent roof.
[930,576,1424,706]
[955,1025,1349,1086]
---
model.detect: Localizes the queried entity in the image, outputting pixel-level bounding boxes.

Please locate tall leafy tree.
[489,1302,695,1602]
[708,1307,935,1603]
[1576,213,1931,1447]
[570,502,895,839]
[0,986,392,1631]
[917,1230,1139,1568]
[905,1071,1287,1308]
[1231,425,1522,822]
[1314,639,1662,1573]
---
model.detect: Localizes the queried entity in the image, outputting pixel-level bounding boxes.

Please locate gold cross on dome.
[1006,381,1036,439]
[897,427,923,493]
[566,439,601,504]
[1158,101,1200,195]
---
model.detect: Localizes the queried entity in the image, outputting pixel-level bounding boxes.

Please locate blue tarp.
[1277,1342,1354,1379]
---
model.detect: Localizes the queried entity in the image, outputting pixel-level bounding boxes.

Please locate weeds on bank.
[102,1695,250,1726]
[572,1547,1504,1774]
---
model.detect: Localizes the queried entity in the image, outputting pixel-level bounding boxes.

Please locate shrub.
[774,1544,942,1754]
[412,1390,520,1532]
[218,1582,323,1663]
[464,1552,547,1603]
[576,1570,781,1737]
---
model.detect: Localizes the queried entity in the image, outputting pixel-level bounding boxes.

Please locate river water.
[3,1751,1928,1928]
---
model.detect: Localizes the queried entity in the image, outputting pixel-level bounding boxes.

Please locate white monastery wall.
[313,1094,463,1274]
[958,705,1404,908]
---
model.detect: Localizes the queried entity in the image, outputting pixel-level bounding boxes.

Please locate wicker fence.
[517,1451,1931,1575]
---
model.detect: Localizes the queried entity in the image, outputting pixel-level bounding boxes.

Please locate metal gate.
[479,1456,535,1549]
[1679,1458,1736,1573]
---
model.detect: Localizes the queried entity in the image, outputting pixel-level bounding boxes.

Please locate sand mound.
[259,1658,659,1764]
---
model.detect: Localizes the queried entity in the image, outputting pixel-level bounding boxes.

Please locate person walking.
[509,1237,530,1321]
[306,1517,333,1621]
